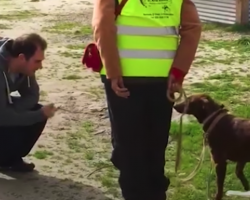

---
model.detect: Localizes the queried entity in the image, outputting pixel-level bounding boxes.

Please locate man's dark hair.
[6,33,47,60]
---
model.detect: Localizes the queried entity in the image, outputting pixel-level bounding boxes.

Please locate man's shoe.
[11,160,35,172]
[0,159,35,173]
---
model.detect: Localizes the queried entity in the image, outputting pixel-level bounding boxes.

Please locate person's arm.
[13,75,39,111]
[0,74,45,126]
[171,0,202,80]
[92,0,122,79]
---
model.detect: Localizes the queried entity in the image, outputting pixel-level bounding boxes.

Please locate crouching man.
[0,33,57,172]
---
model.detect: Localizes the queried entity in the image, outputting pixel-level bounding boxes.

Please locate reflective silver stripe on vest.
[119,49,176,59]
[117,25,179,36]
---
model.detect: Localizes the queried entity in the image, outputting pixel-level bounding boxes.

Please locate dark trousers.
[0,104,47,165]
[104,81,173,200]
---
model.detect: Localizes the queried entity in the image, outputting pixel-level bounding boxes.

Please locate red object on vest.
[81,0,128,72]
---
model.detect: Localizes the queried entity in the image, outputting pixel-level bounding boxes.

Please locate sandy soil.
[0,0,240,199]
[0,0,112,200]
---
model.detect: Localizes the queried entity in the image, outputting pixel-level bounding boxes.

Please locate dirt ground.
[0,0,241,199]
[0,0,112,199]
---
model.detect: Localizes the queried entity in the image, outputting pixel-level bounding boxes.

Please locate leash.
[166,84,188,173]
[57,106,83,113]
[179,109,227,182]
[206,161,215,200]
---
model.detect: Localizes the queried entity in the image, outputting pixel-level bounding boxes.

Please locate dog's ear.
[201,96,216,111]
[201,97,209,104]
[201,98,208,110]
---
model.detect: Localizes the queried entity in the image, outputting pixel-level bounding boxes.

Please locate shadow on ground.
[0,171,110,200]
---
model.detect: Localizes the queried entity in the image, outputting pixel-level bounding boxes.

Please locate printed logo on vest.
[140,0,173,19]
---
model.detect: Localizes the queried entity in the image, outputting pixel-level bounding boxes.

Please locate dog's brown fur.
[174,94,250,200]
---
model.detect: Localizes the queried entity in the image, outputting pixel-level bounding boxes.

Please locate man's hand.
[111,77,130,98]
[168,74,183,94]
[41,103,57,118]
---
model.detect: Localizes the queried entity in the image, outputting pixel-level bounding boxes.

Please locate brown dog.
[174,94,250,200]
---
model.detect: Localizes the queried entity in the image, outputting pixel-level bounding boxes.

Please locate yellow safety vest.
[100,0,183,77]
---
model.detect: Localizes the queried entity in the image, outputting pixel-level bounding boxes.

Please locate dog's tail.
[179,138,207,182]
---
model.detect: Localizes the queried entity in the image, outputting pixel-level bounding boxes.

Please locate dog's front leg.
[215,162,227,200]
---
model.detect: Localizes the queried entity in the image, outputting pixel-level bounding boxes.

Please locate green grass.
[0,23,11,29]
[58,50,82,59]
[66,121,94,153]
[194,36,250,66]
[193,22,250,66]
[190,72,250,111]
[63,74,82,80]
[33,150,54,159]
[66,44,86,50]
[167,72,250,200]
[81,71,250,200]
[52,22,250,199]
[202,22,250,33]
[167,121,250,200]
[42,22,92,36]
[0,10,46,20]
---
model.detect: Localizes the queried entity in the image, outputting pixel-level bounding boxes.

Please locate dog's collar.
[202,108,226,126]
[202,108,228,136]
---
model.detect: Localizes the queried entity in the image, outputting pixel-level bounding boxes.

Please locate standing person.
[92,0,201,199]
[0,33,57,172]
